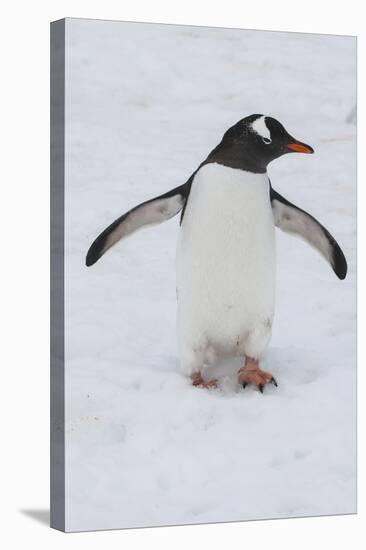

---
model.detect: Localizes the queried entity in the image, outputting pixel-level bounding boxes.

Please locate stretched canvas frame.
[51,18,357,532]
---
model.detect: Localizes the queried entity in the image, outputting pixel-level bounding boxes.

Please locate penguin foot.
[190,372,218,389]
[238,359,277,393]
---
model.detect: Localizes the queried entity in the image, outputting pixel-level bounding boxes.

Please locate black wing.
[270,186,347,280]
[86,184,189,267]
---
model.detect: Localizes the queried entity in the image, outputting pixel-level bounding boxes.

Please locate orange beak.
[287,142,314,154]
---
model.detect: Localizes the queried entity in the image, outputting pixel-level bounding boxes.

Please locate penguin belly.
[176,163,276,375]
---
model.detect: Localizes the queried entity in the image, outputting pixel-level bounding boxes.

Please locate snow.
[63,18,356,531]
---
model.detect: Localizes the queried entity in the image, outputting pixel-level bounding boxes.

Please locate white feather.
[251,115,271,140]
[176,163,276,375]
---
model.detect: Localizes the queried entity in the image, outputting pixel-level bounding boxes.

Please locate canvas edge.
[50,18,66,532]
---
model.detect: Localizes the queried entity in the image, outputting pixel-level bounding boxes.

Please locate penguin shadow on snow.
[266,347,322,387]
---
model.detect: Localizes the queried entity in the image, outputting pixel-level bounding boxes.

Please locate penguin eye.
[262,137,272,145]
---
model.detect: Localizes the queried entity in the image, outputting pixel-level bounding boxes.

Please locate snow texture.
[64,18,356,531]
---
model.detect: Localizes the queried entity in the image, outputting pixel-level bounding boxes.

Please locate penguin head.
[214,114,314,173]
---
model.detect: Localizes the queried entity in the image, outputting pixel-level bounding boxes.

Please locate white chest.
[176,163,276,352]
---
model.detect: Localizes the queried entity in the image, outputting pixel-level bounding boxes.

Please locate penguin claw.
[190,373,218,389]
[238,367,278,393]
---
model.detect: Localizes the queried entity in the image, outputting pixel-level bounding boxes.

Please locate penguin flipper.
[86,184,187,266]
[270,187,347,280]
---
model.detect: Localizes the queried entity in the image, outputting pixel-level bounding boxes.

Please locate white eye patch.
[251,115,272,141]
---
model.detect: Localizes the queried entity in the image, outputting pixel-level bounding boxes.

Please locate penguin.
[86,114,347,392]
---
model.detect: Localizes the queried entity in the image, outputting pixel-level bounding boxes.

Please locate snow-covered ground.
[64,19,356,531]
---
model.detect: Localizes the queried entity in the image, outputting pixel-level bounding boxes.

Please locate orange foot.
[238,358,278,394]
[190,372,218,389]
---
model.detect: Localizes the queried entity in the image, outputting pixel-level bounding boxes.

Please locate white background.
[0,0,364,548]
